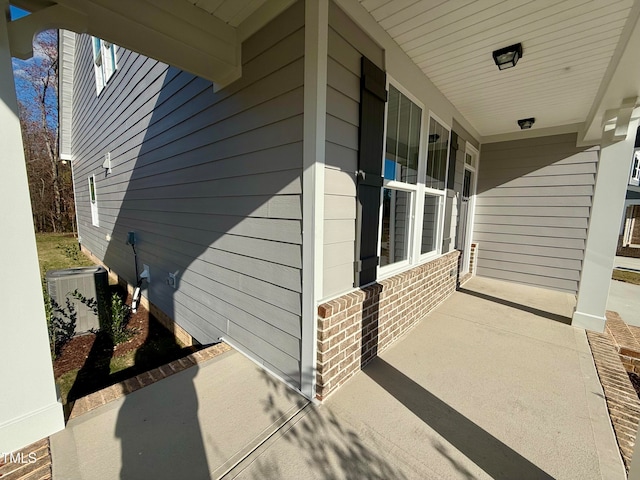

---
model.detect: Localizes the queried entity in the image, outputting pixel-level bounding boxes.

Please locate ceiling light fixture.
[517,117,535,130]
[492,43,523,70]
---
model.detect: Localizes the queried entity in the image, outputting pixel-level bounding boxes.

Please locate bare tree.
[15,29,75,232]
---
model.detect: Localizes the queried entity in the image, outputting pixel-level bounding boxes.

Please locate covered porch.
[45,276,626,479]
[2,0,640,463]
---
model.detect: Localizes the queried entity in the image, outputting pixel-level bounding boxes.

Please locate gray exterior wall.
[322,1,384,300]
[475,133,598,294]
[72,2,305,388]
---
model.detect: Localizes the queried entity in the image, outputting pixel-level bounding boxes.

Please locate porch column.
[572,115,640,331]
[300,0,328,399]
[0,2,64,452]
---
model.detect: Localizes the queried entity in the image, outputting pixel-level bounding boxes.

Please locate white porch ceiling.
[186,0,268,27]
[359,0,640,139]
[12,0,640,142]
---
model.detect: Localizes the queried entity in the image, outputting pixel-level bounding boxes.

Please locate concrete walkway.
[609,256,640,326]
[51,277,625,479]
[50,349,309,480]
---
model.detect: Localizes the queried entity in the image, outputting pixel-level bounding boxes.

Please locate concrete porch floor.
[51,276,625,479]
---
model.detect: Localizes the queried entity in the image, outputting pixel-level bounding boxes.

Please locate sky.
[9,5,58,128]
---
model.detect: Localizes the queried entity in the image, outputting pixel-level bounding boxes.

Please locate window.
[632,150,640,183]
[92,37,117,94]
[378,83,450,274]
[89,175,99,227]
[422,116,449,256]
[380,85,421,270]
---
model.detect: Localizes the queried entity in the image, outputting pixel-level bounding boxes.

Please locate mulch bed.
[53,289,155,378]
[53,287,203,402]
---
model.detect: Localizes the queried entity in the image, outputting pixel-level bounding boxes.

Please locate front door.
[458,146,478,274]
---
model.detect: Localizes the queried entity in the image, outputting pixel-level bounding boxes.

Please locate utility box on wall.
[46,266,109,335]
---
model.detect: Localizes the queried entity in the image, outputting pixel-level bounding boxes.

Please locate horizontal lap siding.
[322,2,384,300]
[475,133,598,294]
[72,2,305,387]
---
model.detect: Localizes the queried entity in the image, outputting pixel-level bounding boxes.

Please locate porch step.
[606,310,640,374]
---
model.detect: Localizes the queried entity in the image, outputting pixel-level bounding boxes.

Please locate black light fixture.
[492,43,523,70]
[428,133,440,143]
[517,117,535,130]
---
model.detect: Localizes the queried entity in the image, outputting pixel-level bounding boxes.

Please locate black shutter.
[354,57,387,287]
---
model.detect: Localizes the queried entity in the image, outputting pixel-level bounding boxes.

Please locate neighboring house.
[3,0,640,453]
[618,131,640,257]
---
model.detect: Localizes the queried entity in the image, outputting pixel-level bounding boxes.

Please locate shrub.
[71,288,132,345]
[45,290,77,359]
[107,291,132,344]
[44,286,133,361]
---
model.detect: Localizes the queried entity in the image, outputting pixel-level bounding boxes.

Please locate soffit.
[185,0,268,27]
[359,0,637,138]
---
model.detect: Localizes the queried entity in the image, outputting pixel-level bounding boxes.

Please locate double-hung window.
[92,37,117,94]
[378,83,450,276]
[380,85,421,270]
[421,115,449,257]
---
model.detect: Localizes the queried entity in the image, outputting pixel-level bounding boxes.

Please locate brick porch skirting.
[316,250,460,400]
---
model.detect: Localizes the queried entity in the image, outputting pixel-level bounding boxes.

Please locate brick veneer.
[617,235,640,258]
[67,343,231,419]
[316,250,460,400]
[587,330,640,472]
[0,438,51,480]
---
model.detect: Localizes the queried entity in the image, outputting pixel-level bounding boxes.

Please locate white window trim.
[89,175,99,227]
[378,186,415,278]
[378,79,425,278]
[92,37,117,95]
[417,112,451,263]
[377,80,452,280]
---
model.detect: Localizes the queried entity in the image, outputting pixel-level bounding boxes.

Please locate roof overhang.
[9,0,640,146]
[8,0,295,88]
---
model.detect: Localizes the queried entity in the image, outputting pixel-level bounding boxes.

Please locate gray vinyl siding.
[422,194,439,252]
[72,2,305,387]
[394,191,409,260]
[475,133,598,294]
[322,1,384,300]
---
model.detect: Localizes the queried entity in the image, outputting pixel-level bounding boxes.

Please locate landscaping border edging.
[67,343,231,420]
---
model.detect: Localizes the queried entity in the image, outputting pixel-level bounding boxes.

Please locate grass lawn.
[612,269,640,285]
[35,233,95,279]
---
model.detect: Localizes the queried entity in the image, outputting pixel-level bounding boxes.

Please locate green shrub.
[107,292,132,344]
[71,288,132,345]
[45,290,77,360]
[44,285,133,361]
